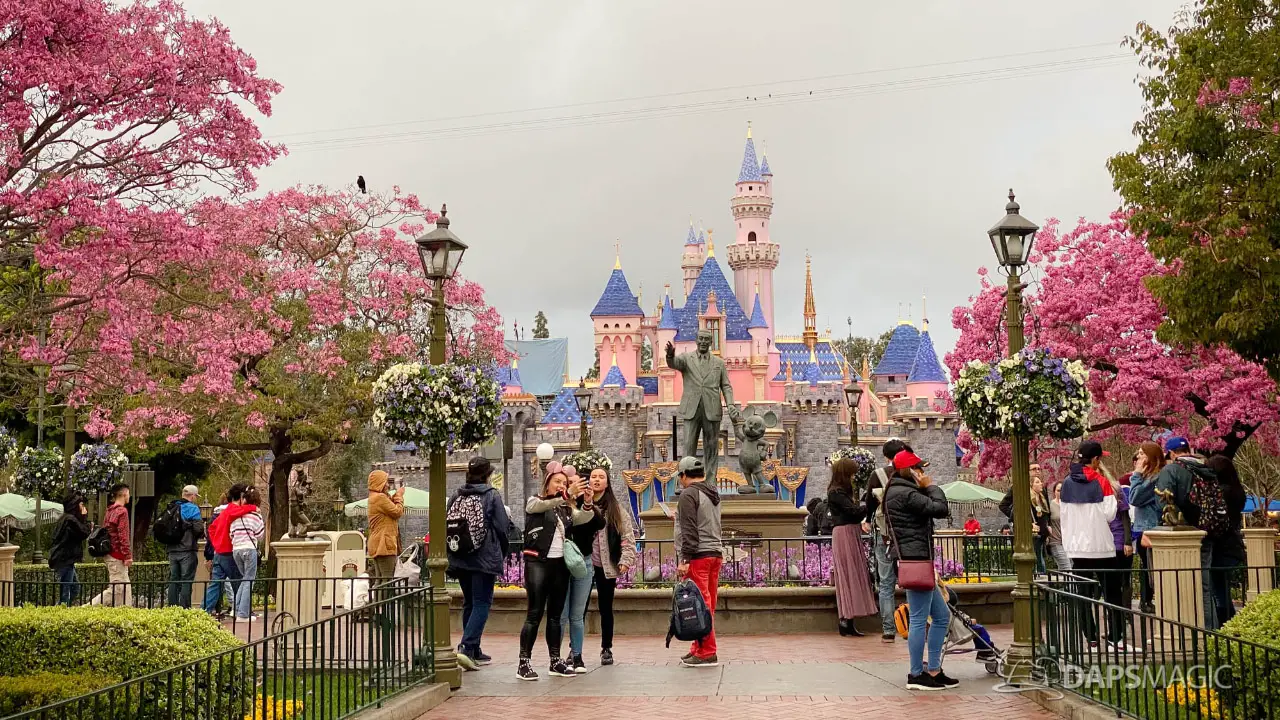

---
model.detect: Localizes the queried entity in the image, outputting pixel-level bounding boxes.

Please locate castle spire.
[921,293,928,331]
[706,229,715,257]
[737,122,763,182]
[614,240,621,270]
[802,253,818,350]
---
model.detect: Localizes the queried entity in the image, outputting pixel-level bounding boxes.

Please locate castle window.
[706,318,721,352]
[748,231,757,243]
[749,186,753,191]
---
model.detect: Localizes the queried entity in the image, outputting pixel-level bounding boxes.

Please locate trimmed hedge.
[0,605,241,679]
[14,561,170,585]
[1209,588,1280,718]
[0,672,118,715]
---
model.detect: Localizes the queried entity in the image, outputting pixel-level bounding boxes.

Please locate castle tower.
[873,320,921,399]
[905,298,948,407]
[590,247,645,385]
[802,253,818,351]
[726,122,780,334]
[681,221,706,301]
[656,291,679,402]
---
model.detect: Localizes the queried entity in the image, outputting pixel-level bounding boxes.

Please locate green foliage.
[1108,0,1280,380]
[0,671,118,715]
[14,561,170,586]
[1209,587,1280,717]
[833,329,894,375]
[0,605,241,679]
[533,310,550,339]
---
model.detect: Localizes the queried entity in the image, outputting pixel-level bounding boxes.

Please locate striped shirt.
[229,511,265,551]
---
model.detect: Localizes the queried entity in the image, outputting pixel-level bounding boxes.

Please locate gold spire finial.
[754,280,760,295]
[706,229,715,257]
[512,355,519,369]
[921,293,928,331]
[614,240,621,270]
[747,121,752,140]
[802,252,818,350]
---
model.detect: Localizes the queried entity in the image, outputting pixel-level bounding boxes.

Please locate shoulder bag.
[882,485,937,592]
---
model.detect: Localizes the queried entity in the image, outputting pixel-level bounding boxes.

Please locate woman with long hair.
[1206,454,1247,626]
[519,462,596,681]
[229,487,266,621]
[1128,441,1165,613]
[559,467,606,673]
[827,458,877,637]
[1046,480,1072,572]
[585,465,636,666]
[1030,471,1051,574]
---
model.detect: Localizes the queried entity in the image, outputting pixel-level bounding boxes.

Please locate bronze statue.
[734,414,774,494]
[665,330,742,481]
[1154,488,1187,528]
[288,467,317,539]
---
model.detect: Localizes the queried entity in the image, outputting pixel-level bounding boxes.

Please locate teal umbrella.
[344,486,430,517]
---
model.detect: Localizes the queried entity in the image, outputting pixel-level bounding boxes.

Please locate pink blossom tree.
[0,0,280,356]
[49,187,505,541]
[947,213,1279,481]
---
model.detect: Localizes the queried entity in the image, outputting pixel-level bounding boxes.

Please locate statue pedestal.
[1146,528,1206,650]
[1242,527,1278,601]
[0,545,16,607]
[639,495,809,567]
[271,539,328,637]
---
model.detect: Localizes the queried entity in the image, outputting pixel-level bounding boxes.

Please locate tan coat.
[367,471,405,558]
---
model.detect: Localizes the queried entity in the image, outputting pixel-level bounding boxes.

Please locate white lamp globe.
[535,442,555,461]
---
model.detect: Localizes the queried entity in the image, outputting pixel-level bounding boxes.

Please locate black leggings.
[520,557,569,660]
[594,565,618,650]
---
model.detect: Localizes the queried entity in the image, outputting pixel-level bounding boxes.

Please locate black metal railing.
[1032,574,1280,719]
[1045,564,1280,628]
[3,578,432,720]
[936,534,1017,581]
[1,576,403,644]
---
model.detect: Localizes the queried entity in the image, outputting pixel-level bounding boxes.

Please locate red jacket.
[963,518,981,535]
[208,503,258,554]
[105,503,131,562]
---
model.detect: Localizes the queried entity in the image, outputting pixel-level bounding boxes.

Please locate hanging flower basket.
[829,447,878,493]
[14,447,64,500]
[562,449,613,477]
[372,361,503,452]
[954,348,1092,440]
[69,443,129,496]
[0,426,16,468]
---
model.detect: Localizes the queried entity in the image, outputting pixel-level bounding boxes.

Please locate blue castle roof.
[672,256,752,342]
[738,136,763,183]
[495,363,522,388]
[658,297,679,330]
[907,330,947,384]
[602,363,627,388]
[803,360,821,387]
[541,386,589,425]
[873,323,922,377]
[685,225,699,246]
[747,293,768,330]
[636,376,658,395]
[698,228,706,244]
[773,341,858,382]
[760,153,772,176]
[591,268,644,317]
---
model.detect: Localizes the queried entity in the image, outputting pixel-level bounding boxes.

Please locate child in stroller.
[894,584,1003,675]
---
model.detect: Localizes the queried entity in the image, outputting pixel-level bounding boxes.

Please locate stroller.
[894,584,1003,675]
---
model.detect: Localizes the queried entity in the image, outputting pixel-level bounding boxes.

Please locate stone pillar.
[1146,529,1206,649]
[191,540,210,608]
[0,545,16,607]
[1242,527,1278,601]
[272,539,328,633]
[935,528,964,574]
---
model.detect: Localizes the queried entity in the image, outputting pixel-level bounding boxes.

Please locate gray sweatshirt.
[675,481,723,562]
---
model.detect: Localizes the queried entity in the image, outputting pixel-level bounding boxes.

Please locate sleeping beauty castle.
[394,124,959,529]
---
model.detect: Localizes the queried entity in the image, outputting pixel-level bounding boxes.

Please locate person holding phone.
[49,492,93,605]
[517,462,596,681]
[366,470,405,582]
[883,450,956,691]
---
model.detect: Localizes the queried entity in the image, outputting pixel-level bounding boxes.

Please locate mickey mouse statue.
[734,413,775,495]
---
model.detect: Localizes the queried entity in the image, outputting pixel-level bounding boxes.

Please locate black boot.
[838,619,864,637]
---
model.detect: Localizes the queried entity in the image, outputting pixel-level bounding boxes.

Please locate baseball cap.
[892,450,928,470]
[1076,440,1109,462]
[466,456,493,481]
[1164,436,1190,453]
[678,456,704,475]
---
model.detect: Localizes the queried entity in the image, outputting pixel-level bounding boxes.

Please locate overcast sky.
[187,0,1186,376]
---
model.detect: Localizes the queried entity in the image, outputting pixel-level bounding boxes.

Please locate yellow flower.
[244,695,304,720]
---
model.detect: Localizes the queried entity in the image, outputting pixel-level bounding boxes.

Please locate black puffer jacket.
[883,475,950,561]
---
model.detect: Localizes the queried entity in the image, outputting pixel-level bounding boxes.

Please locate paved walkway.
[415,627,1059,719]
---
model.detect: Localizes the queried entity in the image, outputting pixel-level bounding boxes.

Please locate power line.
[287,53,1131,153]
[272,41,1122,141]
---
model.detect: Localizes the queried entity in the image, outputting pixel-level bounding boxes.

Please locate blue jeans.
[233,548,258,618]
[55,565,79,605]
[1201,539,1219,631]
[457,570,496,654]
[905,586,950,676]
[204,552,241,613]
[559,570,593,656]
[167,552,197,608]
[873,531,898,635]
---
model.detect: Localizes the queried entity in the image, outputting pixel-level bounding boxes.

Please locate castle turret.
[873,321,922,399]
[747,284,771,401]
[905,300,948,408]
[590,248,644,386]
[657,291,679,402]
[502,356,524,396]
[727,122,780,334]
[680,221,706,301]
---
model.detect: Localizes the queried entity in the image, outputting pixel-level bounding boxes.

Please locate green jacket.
[1154,457,1206,527]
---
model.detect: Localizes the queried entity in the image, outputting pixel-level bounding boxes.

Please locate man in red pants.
[674,456,723,667]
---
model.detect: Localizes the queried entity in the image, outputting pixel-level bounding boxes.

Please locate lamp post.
[414,204,468,689]
[573,380,592,451]
[843,382,864,447]
[986,189,1039,682]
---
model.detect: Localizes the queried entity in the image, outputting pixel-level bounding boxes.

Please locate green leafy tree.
[1109,0,1280,380]
[585,350,600,382]
[533,311,550,339]
[834,329,894,373]
[641,339,653,373]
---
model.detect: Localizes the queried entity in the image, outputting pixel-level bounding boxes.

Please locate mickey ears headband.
[544,461,578,478]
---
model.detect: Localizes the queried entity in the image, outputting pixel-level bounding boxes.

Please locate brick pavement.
[415,628,1060,719]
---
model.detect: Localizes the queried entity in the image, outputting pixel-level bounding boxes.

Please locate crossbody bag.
[882,486,937,592]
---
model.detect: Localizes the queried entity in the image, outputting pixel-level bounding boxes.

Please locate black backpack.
[1182,460,1231,538]
[665,579,713,647]
[87,527,113,558]
[152,501,187,545]
[445,494,487,555]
